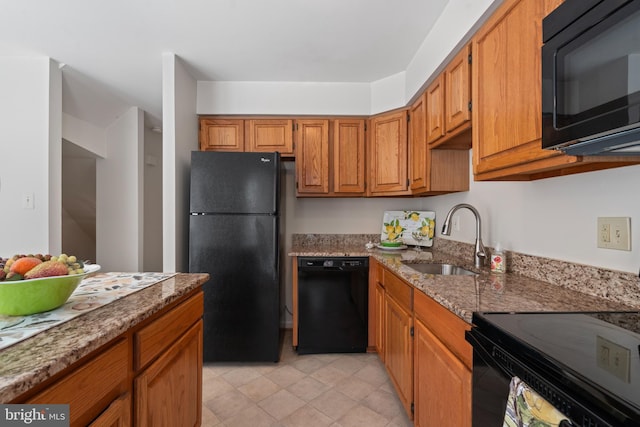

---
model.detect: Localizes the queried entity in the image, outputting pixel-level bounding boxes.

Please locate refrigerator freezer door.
[190,151,280,215]
[189,214,280,362]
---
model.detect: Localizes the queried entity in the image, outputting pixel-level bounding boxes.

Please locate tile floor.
[201,330,413,427]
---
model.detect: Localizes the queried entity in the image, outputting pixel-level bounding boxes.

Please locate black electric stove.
[467,311,640,426]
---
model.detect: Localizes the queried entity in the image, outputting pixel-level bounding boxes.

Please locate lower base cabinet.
[414,318,471,427]
[15,290,204,427]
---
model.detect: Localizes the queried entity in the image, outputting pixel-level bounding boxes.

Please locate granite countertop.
[290,234,640,323]
[0,272,209,403]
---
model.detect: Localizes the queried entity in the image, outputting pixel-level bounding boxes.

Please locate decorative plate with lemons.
[381,211,435,248]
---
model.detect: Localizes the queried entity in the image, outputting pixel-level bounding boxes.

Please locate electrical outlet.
[597,217,631,250]
[453,216,461,232]
[597,335,631,382]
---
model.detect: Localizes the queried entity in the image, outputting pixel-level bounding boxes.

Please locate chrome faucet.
[441,203,487,268]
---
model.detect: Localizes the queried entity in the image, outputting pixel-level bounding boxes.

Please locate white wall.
[197,81,371,116]
[96,107,144,271]
[162,53,198,272]
[0,57,62,256]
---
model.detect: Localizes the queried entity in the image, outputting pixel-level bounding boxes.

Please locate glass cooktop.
[474,311,640,416]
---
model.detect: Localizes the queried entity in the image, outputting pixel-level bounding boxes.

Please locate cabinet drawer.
[135,291,203,370]
[414,290,472,369]
[383,269,412,310]
[27,339,128,427]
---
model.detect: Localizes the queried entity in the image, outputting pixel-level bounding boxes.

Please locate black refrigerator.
[189,151,281,362]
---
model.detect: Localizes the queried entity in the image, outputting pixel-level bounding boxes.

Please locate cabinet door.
[333,119,366,195]
[134,320,203,427]
[27,339,129,427]
[384,294,413,418]
[89,393,131,427]
[369,110,409,196]
[472,0,569,179]
[444,45,471,135]
[247,119,294,156]
[414,318,471,427]
[295,119,330,194]
[409,94,429,192]
[425,75,445,145]
[199,118,244,152]
[374,281,385,361]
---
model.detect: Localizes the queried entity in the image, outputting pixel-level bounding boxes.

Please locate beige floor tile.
[309,389,357,421]
[281,405,334,427]
[337,404,390,427]
[202,330,411,427]
[238,376,281,402]
[258,388,306,420]
[286,375,330,401]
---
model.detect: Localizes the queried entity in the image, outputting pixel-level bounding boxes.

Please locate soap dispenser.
[490,243,506,273]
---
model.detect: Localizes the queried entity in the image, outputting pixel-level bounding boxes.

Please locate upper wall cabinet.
[295,119,330,195]
[198,117,294,157]
[295,119,366,197]
[199,118,244,152]
[246,119,294,156]
[472,0,640,181]
[426,45,472,150]
[368,110,410,197]
[409,94,469,196]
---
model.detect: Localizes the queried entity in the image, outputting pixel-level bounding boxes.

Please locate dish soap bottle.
[491,243,506,273]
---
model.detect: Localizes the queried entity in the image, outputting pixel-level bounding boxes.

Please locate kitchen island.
[0,272,208,426]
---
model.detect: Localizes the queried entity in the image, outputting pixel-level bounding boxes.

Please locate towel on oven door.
[503,376,568,427]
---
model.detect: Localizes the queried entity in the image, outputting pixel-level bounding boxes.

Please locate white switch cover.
[22,193,35,209]
[597,217,631,250]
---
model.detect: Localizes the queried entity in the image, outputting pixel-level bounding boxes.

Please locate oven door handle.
[465,330,514,378]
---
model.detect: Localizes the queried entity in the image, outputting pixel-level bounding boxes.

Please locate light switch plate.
[597,217,631,250]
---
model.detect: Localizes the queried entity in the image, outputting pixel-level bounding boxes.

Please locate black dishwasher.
[297,257,369,354]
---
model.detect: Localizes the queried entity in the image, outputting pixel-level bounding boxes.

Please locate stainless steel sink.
[402,262,477,276]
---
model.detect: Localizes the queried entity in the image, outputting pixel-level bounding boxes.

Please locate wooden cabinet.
[135,321,202,427]
[368,258,385,358]
[471,0,638,180]
[26,339,129,427]
[15,290,204,427]
[198,117,294,157]
[199,118,244,152]
[382,269,413,419]
[332,119,366,195]
[408,94,469,196]
[426,45,472,149]
[413,289,471,427]
[247,119,294,156]
[368,110,410,196]
[295,119,330,195]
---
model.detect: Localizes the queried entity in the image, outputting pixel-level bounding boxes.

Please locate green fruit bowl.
[380,240,403,247]
[0,264,100,316]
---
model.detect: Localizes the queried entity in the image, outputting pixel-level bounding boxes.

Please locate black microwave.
[542,0,640,156]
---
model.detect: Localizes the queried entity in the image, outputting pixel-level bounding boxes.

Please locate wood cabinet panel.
[384,294,413,418]
[409,94,428,192]
[333,119,366,194]
[369,110,409,196]
[135,292,204,370]
[89,392,131,427]
[383,269,412,311]
[426,76,445,145]
[247,119,294,156]
[414,318,471,427]
[199,118,244,152]
[444,45,472,136]
[295,120,330,194]
[135,320,203,427]
[27,339,129,427]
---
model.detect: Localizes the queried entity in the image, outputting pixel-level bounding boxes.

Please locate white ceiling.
[1,0,449,128]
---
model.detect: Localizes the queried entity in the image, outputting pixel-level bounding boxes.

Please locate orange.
[9,257,43,276]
